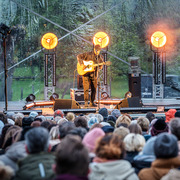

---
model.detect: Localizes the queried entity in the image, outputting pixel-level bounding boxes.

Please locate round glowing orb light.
[93,32,109,48]
[41,33,58,50]
[151,31,167,48]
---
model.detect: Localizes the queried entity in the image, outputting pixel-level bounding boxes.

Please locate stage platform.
[1,98,180,112]
[0,98,180,119]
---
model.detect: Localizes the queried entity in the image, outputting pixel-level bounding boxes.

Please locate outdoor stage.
[1,98,180,119]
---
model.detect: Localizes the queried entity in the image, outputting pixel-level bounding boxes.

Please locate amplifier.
[70,88,91,104]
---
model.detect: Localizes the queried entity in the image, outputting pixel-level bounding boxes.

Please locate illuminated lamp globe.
[41,33,58,50]
[151,31,167,48]
[93,32,109,48]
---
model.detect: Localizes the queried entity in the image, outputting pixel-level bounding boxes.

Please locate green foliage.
[0,0,180,100]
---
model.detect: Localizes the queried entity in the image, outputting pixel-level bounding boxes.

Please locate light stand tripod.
[0,24,11,111]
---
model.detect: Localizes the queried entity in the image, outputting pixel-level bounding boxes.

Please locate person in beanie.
[150,118,168,136]
[107,115,116,127]
[82,128,105,161]
[101,125,114,134]
[54,110,64,118]
[29,111,38,119]
[138,133,180,180]
[22,117,33,128]
[88,117,98,128]
[94,114,103,123]
[98,108,108,121]
[111,109,121,120]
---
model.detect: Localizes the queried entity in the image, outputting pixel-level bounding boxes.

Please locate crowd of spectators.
[0,107,180,180]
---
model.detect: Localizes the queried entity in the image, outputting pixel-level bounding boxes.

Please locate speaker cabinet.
[53,99,81,110]
[127,97,142,107]
[128,74,141,98]
[114,98,128,109]
[114,97,142,109]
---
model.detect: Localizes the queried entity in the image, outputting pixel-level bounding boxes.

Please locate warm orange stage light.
[93,32,109,48]
[151,31,167,48]
[41,33,58,49]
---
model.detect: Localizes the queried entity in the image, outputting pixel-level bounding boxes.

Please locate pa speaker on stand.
[128,74,141,98]
[128,57,141,98]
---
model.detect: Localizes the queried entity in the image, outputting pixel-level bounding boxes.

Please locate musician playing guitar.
[77,45,103,107]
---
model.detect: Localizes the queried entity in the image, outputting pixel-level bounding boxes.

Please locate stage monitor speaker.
[127,97,142,107]
[114,97,142,109]
[114,98,128,109]
[128,74,141,98]
[53,99,81,110]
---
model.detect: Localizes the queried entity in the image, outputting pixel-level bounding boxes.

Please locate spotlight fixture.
[101,92,109,100]
[93,32,109,48]
[151,31,167,48]
[26,94,36,103]
[41,33,58,50]
[49,93,59,101]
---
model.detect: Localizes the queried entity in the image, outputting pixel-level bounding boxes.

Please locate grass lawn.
[111,75,129,99]
[12,80,44,101]
[11,76,128,101]
[10,67,129,100]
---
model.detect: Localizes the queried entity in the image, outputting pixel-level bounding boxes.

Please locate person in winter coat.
[138,133,180,180]
[88,134,139,180]
[133,136,157,174]
[0,141,27,172]
[14,127,55,180]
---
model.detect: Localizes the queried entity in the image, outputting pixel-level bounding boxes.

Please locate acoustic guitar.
[77,60,111,76]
